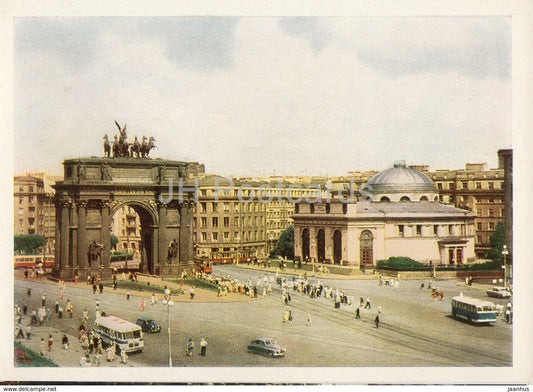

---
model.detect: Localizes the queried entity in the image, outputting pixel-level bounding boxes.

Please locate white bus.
[451,295,498,324]
[93,315,144,353]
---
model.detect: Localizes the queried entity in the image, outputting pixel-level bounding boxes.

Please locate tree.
[14,235,47,255]
[110,234,119,251]
[269,226,294,260]
[487,222,506,263]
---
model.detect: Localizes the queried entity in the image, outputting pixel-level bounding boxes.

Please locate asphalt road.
[14,266,512,368]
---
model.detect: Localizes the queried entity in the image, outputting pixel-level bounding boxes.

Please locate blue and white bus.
[93,315,144,353]
[451,295,498,324]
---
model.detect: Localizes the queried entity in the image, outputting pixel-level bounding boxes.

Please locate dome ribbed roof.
[366,161,437,194]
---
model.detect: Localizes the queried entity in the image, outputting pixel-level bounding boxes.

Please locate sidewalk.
[14,317,142,367]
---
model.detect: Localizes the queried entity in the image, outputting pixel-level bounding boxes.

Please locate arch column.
[76,200,88,268]
[57,200,71,268]
[158,202,168,268]
[100,200,111,268]
[179,201,194,265]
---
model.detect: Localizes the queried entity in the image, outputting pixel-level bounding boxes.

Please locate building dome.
[363,161,438,202]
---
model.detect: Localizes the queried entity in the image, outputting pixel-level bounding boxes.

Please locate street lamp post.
[501,245,509,289]
[161,289,174,367]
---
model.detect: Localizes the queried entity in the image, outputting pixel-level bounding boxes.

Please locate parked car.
[247,338,286,357]
[486,287,511,299]
[136,317,161,333]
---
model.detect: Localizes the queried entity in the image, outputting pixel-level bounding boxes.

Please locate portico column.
[76,200,88,268]
[158,202,168,267]
[100,200,111,268]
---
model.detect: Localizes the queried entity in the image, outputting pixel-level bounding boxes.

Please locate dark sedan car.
[247,338,286,357]
[136,317,161,333]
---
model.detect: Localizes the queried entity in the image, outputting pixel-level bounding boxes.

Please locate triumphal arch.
[52,130,197,280]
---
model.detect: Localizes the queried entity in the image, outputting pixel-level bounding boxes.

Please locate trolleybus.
[451,295,498,324]
[93,315,144,353]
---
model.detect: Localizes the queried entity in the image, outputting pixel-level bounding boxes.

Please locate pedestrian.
[355,307,360,319]
[359,296,364,306]
[120,348,128,364]
[94,348,102,366]
[58,305,63,319]
[151,293,156,305]
[47,334,53,352]
[62,334,69,349]
[24,269,29,279]
[26,287,31,297]
[186,338,194,356]
[41,294,46,307]
[92,284,97,294]
[99,283,104,294]
[306,313,312,326]
[364,298,371,309]
[199,338,207,356]
[375,315,380,329]
[189,287,195,300]
[39,338,46,356]
[55,301,59,313]
[141,299,145,312]
[22,304,27,315]
[126,292,130,300]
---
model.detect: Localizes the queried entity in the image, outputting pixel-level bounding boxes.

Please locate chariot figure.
[88,241,104,267]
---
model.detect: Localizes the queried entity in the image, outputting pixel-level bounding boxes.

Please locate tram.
[451,295,498,324]
[14,255,55,269]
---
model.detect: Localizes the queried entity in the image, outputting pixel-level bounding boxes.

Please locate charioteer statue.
[104,121,157,158]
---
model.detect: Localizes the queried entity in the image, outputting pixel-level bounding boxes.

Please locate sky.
[13,16,512,177]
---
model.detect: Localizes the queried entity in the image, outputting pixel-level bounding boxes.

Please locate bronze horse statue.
[140,136,157,158]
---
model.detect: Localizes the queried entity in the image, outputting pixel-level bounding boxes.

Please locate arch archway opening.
[111,203,156,275]
[316,229,326,263]
[333,230,342,265]
[302,228,310,262]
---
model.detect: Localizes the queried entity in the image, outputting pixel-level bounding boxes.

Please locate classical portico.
[52,157,197,280]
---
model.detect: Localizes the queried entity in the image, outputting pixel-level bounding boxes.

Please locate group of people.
[186,338,208,357]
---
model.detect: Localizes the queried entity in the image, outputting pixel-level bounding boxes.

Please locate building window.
[489,222,495,231]
[223,217,230,227]
[449,182,455,190]
[398,225,404,237]
[343,204,347,214]
[200,189,207,196]
[476,182,482,190]
[201,232,207,242]
[201,217,207,228]
[416,225,422,236]
[212,203,218,213]
[295,204,299,213]
[310,204,315,213]
[477,222,483,231]
[478,210,483,217]
[437,183,442,191]
[477,235,483,244]
[489,209,494,217]
[488,182,494,190]
[200,203,207,213]
[234,217,239,226]
[433,225,438,236]
[462,182,468,189]
[223,232,229,240]
[212,217,218,227]
[326,203,330,213]
[28,197,34,204]
[448,225,453,235]
[29,186,34,192]
[19,219,23,226]
[19,197,23,204]
[212,232,218,241]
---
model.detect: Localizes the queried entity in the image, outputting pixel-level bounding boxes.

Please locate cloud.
[331,17,511,79]
[13,17,511,177]
[278,17,330,53]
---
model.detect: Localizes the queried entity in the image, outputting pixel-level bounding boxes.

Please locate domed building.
[293,161,476,268]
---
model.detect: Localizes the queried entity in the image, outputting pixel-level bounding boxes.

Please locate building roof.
[354,201,474,218]
[366,161,437,194]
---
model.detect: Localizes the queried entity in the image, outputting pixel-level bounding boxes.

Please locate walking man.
[365,298,371,309]
[199,338,207,356]
[186,338,194,356]
[375,314,380,329]
[355,307,360,319]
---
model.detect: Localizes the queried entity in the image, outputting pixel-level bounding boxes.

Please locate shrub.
[377,256,428,270]
[110,252,134,262]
